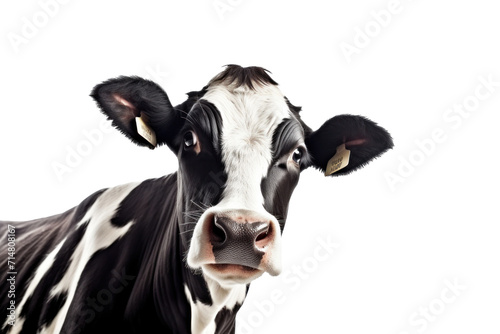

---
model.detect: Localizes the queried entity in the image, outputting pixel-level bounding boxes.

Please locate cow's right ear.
[91,76,184,151]
[304,114,393,176]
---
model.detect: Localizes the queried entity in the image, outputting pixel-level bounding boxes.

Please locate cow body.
[1,65,393,333]
[2,175,243,333]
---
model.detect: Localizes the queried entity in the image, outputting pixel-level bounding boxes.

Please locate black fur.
[207,64,278,90]
[305,114,394,175]
[90,76,184,151]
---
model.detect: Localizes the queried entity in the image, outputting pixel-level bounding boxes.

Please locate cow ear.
[91,76,184,151]
[305,115,393,176]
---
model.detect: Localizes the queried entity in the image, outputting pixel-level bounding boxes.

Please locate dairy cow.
[0,65,393,333]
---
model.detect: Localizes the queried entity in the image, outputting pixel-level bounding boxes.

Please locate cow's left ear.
[91,76,184,151]
[305,115,393,176]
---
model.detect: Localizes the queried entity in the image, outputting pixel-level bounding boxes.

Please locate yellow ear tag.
[135,115,157,147]
[324,143,350,176]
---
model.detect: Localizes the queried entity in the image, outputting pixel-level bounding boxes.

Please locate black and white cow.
[0,65,393,334]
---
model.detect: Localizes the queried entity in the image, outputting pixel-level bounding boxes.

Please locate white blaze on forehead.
[202,83,291,211]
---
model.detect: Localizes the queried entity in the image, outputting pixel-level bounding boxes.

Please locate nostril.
[211,218,227,245]
[254,222,271,249]
[255,227,269,242]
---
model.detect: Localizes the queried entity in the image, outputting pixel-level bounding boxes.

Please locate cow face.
[91,65,393,287]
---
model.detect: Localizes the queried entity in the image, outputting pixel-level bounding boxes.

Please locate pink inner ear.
[113,94,135,109]
[112,94,140,119]
[345,139,366,147]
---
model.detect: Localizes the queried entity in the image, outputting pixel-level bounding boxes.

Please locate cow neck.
[150,172,213,332]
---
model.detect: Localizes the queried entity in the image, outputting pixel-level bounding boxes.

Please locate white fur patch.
[185,273,246,334]
[6,182,139,334]
[3,239,66,333]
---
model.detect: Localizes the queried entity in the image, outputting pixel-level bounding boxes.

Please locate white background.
[1,1,499,333]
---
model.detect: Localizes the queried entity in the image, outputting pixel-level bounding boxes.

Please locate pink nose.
[209,211,274,269]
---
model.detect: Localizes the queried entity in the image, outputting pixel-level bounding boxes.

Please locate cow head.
[91,65,393,287]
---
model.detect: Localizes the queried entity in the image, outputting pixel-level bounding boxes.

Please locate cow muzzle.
[187,209,282,285]
[211,214,271,267]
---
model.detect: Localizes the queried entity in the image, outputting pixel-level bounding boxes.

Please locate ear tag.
[136,115,157,147]
[324,143,350,176]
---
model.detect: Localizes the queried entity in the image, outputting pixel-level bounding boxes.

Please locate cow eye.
[184,131,198,148]
[291,148,302,165]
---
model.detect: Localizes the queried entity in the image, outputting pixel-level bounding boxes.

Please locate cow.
[0,65,393,334]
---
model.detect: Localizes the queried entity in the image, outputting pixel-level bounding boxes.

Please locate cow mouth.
[210,263,258,272]
[204,263,263,283]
